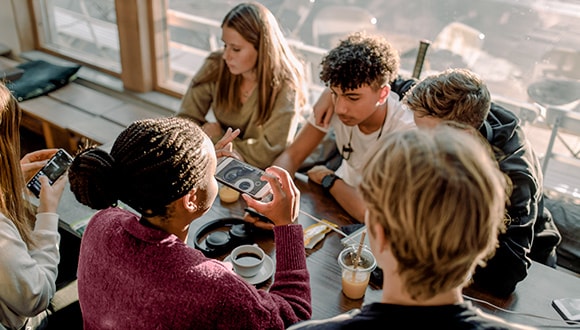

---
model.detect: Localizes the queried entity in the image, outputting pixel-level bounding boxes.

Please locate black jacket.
[473,103,557,297]
[289,302,528,329]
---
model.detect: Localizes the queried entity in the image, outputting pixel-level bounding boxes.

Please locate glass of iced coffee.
[338,245,377,300]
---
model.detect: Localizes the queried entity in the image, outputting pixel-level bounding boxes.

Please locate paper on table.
[304,220,339,249]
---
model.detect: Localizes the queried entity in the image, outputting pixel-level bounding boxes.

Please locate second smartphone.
[26,149,74,198]
[215,157,271,200]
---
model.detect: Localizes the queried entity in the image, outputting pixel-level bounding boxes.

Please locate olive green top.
[178,62,302,169]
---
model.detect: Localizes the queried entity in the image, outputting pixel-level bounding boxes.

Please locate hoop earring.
[187,201,198,213]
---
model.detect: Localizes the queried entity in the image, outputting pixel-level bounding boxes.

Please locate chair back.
[542,106,580,198]
[432,22,485,67]
[312,6,377,49]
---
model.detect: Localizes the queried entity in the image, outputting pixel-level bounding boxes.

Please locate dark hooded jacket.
[473,103,560,297]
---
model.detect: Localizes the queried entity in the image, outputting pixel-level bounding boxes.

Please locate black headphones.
[193,217,270,258]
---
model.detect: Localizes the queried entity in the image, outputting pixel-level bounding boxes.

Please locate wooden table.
[186,172,367,319]
[185,173,580,328]
[58,172,580,327]
[464,263,580,328]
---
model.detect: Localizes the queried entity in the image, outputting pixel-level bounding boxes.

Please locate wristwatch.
[321,173,340,192]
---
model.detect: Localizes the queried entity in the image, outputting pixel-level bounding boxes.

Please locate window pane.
[162,0,580,109]
[162,0,325,99]
[376,0,580,110]
[163,1,238,92]
[35,0,121,73]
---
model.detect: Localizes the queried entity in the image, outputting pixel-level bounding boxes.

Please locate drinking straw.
[351,230,366,280]
[299,210,348,237]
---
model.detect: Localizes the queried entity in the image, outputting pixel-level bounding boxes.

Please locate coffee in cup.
[338,245,377,299]
[231,244,265,277]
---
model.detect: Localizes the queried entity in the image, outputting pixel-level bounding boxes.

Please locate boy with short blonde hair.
[404,68,560,297]
[289,127,534,329]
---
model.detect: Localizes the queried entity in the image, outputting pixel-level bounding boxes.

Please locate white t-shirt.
[309,92,415,186]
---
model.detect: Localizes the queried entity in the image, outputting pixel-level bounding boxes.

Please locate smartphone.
[26,149,74,198]
[215,157,271,200]
[552,298,580,322]
[244,207,274,224]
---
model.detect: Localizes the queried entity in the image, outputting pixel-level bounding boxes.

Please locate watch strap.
[322,173,340,191]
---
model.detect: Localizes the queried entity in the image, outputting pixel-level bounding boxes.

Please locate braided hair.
[69,117,211,217]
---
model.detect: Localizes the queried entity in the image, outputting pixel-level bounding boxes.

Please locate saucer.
[225,254,274,285]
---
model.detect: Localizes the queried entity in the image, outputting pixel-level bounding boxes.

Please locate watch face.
[322,174,337,190]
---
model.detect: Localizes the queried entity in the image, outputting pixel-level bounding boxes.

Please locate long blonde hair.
[192,2,307,124]
[0,83,35,247]
[360,127,507,301]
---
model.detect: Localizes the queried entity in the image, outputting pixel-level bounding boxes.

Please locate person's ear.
[378,85,390,105]
[364,211,388,254]
[182,189,198,213]
[370,221,388,253]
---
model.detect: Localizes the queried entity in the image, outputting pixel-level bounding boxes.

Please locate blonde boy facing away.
[289,127,535,330]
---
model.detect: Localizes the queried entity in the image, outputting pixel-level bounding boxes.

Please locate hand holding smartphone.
[26,149,73,198]
[215,157,271,200]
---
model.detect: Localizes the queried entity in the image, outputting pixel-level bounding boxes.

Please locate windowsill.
[18,50,181,116]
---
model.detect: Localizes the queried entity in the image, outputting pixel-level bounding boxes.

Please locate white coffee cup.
[230,244,265,277]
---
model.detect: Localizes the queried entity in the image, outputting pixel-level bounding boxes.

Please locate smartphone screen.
[215,157,271,200]
[26,149,74,197]
[552,298,580,322]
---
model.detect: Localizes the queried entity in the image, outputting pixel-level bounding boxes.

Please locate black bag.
[390,76,418,100]
[7,60,81,101]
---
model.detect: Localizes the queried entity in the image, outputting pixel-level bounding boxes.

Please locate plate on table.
[224,254,274,285]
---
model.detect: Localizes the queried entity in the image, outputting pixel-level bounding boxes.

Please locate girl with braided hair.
[0,83,67,329]
[68,117,310,329]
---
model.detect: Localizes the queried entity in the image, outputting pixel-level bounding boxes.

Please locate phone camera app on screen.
[223,165,263,194]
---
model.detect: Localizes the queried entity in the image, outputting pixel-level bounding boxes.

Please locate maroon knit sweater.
[77,207,311,329]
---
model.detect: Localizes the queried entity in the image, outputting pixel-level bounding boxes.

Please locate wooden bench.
[0,52,179,154]
[20,96,97,151]
[6,60,169,153]
[19,91,128,152]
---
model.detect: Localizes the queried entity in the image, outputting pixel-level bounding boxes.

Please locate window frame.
[27,0,156,93]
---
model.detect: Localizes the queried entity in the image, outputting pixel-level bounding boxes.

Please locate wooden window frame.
[23,0,155,93]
